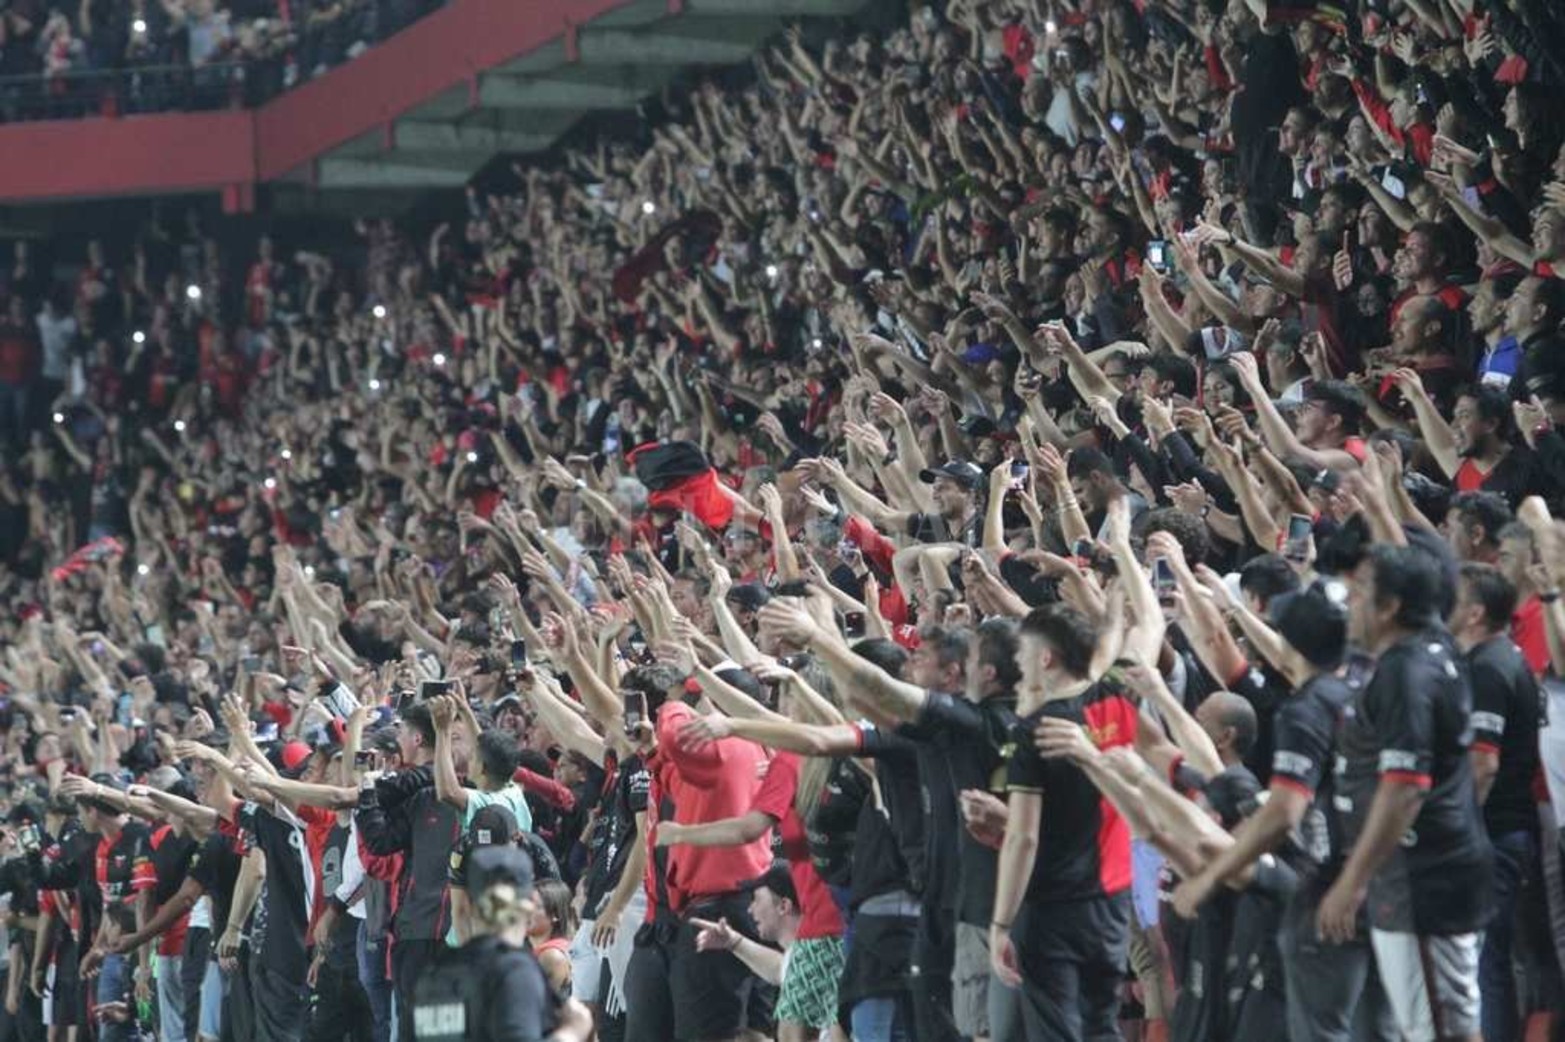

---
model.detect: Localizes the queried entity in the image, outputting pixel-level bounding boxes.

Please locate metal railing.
[0,0,444,124]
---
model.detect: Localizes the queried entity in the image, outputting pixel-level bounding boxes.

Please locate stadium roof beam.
[478,70,670,111]
[577,19,781,66]
[317,158,472,190]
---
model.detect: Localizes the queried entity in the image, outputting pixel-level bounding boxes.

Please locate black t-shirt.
[1466,447,1539,506]
[236,800,315,985]
[1338,629,1492,934]
[1269,673,1356,886]
[914,691,1019,926]
[1467,634,1543,838]
[188,829,243,937]
[895,701,964,917]
[851,723,926,904]
[582,753,650,916]
[805,758,870,890]
[1226,660,1290,785]
[1006,683,1137,911]
[148,825,198,909]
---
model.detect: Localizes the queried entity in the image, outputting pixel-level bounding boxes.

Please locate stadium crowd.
[0,0,443,118]
[1,0,1565,1039]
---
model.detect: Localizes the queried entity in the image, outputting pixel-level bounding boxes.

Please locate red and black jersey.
[1006,681,1136,905]
[96,823,156,929]
[1336,629,1492,934]
[1269,673,1356,883]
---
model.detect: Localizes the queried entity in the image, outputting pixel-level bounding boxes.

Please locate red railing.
[0,0,637,208]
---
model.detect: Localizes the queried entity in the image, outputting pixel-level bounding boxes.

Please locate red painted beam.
[0,0,633,202]
[0,110,255,202]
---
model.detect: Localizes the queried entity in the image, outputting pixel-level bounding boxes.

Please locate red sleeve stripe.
[1270,776,1315,800]
[1471,741,1500,758]
[1381,770,1432,789]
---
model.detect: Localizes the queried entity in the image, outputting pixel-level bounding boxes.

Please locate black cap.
[738,860,797,906]
[1268,578,1349,670]
[1202,765,1263,830]
[725,583,772,613]
[81,773,126,815]
[467,845,534,896]
[467,804,519,848]
[918,460,984,490]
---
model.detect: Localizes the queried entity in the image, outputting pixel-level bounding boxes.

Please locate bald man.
[1194,690,1259,769]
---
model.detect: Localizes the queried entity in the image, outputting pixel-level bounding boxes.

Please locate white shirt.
[35,310,76,381]
[333,819,368,920]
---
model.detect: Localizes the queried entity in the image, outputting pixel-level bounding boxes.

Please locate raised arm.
[429,695,470,813]
[1392,369,1459,479]
[757,600,928,724]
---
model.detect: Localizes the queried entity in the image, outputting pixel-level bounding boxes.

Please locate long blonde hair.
[787,656,855,821]
[473,882,536,934]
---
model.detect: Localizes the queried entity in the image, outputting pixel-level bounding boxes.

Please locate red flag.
[628,441,735,530]
[647,469,734,530]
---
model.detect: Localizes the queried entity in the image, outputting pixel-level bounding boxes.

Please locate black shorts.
[623,893,771,1042]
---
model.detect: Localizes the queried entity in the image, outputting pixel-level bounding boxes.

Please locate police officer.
[413,846,593,1042]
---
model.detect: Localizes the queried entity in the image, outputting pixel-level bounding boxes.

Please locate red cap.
[279,741,312,771]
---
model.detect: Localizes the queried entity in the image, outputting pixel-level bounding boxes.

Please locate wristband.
[1541,590,1561,604]
[991,920,1012,931]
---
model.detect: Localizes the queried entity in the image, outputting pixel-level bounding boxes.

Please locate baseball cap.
[492,693,524,714]
[725,583,772,613]
[81,773,126,815]
[1268,578,1349,670]
[918,460,984,490]
[739,860,797,905]
[466,845,535,896]
[467,804,519,848]
[271,740,314,779]
[1201,765,1263,830]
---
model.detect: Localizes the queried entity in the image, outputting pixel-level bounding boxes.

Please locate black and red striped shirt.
[1006,681,1136,904]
